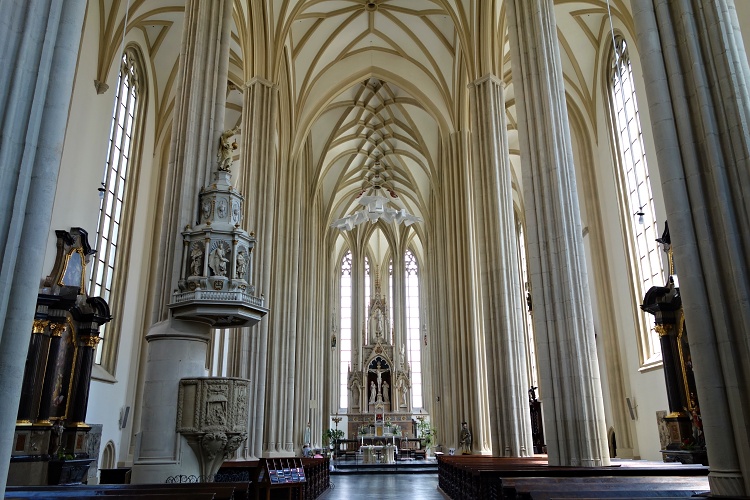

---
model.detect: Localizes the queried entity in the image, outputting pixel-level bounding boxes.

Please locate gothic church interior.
[1,0,750,496]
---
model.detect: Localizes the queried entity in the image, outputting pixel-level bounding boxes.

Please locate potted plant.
[323,428,345,457]
[417,420,437,455]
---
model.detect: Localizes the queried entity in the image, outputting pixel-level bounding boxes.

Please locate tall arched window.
[609,37,664,365]
[405,250,422,408]
[389,259,394,332]
[364,256,370,319]
[91,48,145,372]
[340,251,353,409]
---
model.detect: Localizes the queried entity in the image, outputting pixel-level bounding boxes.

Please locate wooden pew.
[437,455,709,500]
[500,476,709,500]
[5,481,246,500]
[5,493,217,500]
[217,457,329,500]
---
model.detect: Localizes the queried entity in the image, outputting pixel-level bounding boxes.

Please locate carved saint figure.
[201,200,212,221]
[231,201,241,224]
[352,385,360,406]
[460,422,472,454]
[217,199,228,219]
[236,251,247,280]
[191,245,203,276]
[398,377,407,407]
[209,244,229,276]
[400,344,405,366]
[217,126,241,172]
[382,380,390,403]
[374,308,384,338]
[369,381,376,403]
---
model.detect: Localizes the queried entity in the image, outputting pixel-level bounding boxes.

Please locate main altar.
[343,280,420,440]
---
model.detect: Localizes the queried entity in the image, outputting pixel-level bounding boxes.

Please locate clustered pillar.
[469,74,533,457]
[506,0,610,467]
[632,0,750,494]
[0,0,88,492]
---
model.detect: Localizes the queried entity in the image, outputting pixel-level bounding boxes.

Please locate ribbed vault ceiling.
[99,0,638,233]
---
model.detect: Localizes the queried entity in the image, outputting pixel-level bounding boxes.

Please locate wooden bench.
[399,438,426,460]
[337,439,359,460]
[218,457,329,500]
[5,482,247,500]
[437,456,709,500]
[5,493,217,500]
[501,476,708,500]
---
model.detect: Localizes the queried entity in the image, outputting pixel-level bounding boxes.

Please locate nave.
[320,474,444,500]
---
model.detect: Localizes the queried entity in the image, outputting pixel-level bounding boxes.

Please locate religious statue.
[528,386,538,403]
[208,244,229,276]
[236,251,247,279]
[374,308,383,338]
[460,421,472,454]
[352,385,360,407]
[304,421,311,446]
[397,378,407,407]
[369,381,376,403]
[217,125,241,172]
[368,361,388,399]
[399,344,405,366]
[190,244,203,276]
[382,380,390,403]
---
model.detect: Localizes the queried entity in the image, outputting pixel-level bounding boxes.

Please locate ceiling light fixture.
[331,159,422,231]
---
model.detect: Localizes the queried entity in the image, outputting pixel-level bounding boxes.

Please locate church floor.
[319,473,446,499]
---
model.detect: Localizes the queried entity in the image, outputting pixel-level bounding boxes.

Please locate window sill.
[91,363,117,384]
[638,356,663,373]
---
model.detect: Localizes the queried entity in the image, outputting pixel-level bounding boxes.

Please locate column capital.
[655,323,674,337]
[468,73,504,90]
[32,319,50,334]
[244,77,277,91]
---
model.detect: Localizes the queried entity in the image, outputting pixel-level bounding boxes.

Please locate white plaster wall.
[585,18,670,461]
[44,1,165,472]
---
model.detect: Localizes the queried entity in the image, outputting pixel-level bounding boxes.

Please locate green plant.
[417,420,437,449]
[56,447,75,461]
[323,428,344,447]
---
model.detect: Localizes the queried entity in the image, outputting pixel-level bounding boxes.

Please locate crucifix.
[368,361,388,398]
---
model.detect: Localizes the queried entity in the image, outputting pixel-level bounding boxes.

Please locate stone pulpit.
[177,378,249,480]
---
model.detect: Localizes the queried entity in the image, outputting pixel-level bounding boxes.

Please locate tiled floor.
[319,473,447,499]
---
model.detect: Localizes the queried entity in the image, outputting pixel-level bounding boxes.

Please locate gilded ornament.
[655,323,673,337]
[32,319,49,334]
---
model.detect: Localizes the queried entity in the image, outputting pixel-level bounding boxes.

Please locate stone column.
[426,132,491,454]
[506,0,609,467]
[632,0,750,494]
[0,0,87,493]
[130,0,234,483]
[469,74,533,457]
[237,78,278,458]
